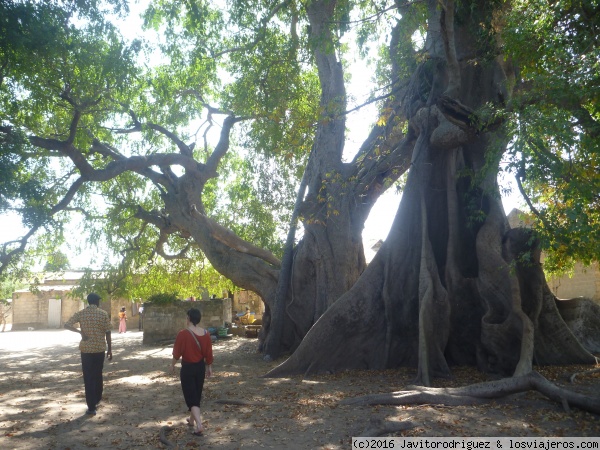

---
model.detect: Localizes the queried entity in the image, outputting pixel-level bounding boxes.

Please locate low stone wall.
[142,298,232,345]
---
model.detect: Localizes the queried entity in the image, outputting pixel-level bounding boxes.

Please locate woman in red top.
[171,308,214,436]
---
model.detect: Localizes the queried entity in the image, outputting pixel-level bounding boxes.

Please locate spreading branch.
[0,177,86,275]
[155,231,192,260]
[190,205,280,267]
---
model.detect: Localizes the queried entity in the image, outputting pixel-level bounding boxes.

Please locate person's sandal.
[192,430,203,436]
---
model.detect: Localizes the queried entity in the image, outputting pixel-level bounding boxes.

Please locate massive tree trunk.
[260,0,414,356]
[265,0,597,382]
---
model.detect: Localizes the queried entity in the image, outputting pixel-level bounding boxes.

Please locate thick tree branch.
[205,115,244,173]
[439,0,460,98]
[28,133,203,187]
[50,177,85,214]
[91,139,123,159]
[134,206,180,234]
[155,231,192,260]
[0,228,38,274]
[190,205,280,267]
[351,118,415,219]
[66,110,81,145]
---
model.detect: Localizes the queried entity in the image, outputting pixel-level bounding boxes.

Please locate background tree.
[43,251,70,272]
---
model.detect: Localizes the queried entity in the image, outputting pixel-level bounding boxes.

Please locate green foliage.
[146,292,179,305]
[0,128,56,229]
[501,0,600,274]
[0,277,25,301]
[121,256,235,302]
[0,0,141,275]
[43,251,70,272]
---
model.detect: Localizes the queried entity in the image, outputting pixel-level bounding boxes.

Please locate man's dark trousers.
[81,352,105,410]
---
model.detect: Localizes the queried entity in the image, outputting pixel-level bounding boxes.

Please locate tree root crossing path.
[0,330,599,449]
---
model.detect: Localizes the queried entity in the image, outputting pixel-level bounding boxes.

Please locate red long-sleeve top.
[173,329,214,365]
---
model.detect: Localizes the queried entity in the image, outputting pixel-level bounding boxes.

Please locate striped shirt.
[65,305,111,353]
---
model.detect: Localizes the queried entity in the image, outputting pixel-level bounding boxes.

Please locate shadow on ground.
[1,330,599,450]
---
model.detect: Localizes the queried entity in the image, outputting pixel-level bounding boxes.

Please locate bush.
[146,292,179,305]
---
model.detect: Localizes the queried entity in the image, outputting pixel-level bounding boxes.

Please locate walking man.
[65,293,112,415]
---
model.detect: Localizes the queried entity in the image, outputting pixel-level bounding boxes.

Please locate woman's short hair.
[187,308,201,325]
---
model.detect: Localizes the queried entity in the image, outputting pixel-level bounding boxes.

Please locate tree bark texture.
[265,1,598,382]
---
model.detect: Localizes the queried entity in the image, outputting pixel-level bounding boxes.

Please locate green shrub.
[147,292,179,305]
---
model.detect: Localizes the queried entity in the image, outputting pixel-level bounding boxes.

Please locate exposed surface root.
[569,367,600,384]
[159,425,176,448]
[341,371,600,415]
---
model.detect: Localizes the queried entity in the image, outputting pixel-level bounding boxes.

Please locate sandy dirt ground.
[0,329,599,450]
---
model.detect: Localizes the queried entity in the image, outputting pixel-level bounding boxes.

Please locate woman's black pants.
[180,360,206,409]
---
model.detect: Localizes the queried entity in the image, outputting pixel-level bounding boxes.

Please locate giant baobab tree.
[266,0,600,383]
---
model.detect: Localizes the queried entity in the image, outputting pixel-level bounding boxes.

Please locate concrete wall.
[11,288,117,331]
[62,295,84,324]
[142,298,231,345]
[11,290,84,330]
[547,262,600,302]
